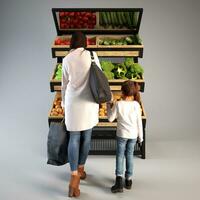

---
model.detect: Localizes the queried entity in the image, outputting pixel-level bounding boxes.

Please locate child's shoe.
[111,176,123,193]
[124,178,132,189]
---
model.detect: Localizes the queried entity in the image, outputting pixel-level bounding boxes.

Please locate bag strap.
[90,51,95,63]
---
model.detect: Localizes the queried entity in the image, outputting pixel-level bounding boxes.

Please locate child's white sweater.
[107,100,143,142]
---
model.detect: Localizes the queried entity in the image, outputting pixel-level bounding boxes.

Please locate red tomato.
[82,17,88,22]
[83,23,87,28]
[85,12,92,18]
[69,12,74,17]
[88,25,94,29]
[72,19,78,24]
[55,38,62,45]
[77,25,82,29]
[92,15,96,20]
[60,23,65,29]
[64,12,69,16]
[61,19,66,23]
[59,12,65,17]
[91,20,96,25]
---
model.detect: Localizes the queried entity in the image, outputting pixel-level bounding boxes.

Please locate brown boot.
[78,166,86,180]
[68,174,80,197]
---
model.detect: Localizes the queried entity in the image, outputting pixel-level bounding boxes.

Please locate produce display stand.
[48,8,147,159]
[50,63,145,92]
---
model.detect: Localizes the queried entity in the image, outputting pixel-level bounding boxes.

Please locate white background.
[0,0,200,199]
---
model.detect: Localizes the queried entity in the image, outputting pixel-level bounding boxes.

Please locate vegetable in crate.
[100,60,115,72]
[50,97,64,117]
[100,61,115,80]
[103,71,114,80]
[54,64,62,80]
[98,36,136,46]
[133,63,144,75]
[125,36,134,44]
[112,63,127,79]
[125,63,144,80]
[59,11,96,29]
[55,37,70,45]
[124,57,134,68]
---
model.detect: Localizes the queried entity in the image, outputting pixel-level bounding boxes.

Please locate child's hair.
[121,80,140,102]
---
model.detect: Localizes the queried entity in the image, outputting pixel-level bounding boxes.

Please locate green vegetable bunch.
[112,63,127,79]
[100,60,115,79]
[124,58,144,80]
[98,35,142,46]
[54,64,62,80]
[100,58,144,80]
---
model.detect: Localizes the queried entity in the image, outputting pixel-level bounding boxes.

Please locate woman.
[61,31,101,197]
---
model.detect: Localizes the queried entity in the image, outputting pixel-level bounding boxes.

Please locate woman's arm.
[107,101,117,122]
[61,59,69,108]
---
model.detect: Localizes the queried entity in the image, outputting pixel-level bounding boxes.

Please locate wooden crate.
[98,99,146,128]
[51,8,143,58]
[51,35,143,58]
[52,8,143,34]
[48,92,146,129]
[48,93,146,158]
[50,64,145,92]
[52,35,97,58]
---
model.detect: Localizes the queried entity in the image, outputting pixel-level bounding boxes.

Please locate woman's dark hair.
[70,31,87,49]
[121,80,140,102]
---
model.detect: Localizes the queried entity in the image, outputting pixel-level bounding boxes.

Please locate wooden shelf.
[50,64,145,92]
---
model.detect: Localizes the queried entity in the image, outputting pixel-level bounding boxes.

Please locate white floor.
[1,134,200,200]
[1,1,200,199]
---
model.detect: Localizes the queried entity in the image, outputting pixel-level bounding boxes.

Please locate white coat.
[61,47,100,131]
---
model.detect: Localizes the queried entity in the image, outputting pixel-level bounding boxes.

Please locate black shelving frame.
[52,8,143,36]
[49,8,146,159]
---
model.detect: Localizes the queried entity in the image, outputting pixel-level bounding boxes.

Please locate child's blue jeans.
[68,129,92,171]
[116,136,137,179]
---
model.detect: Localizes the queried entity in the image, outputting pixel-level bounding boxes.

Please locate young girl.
[107,80,143,193]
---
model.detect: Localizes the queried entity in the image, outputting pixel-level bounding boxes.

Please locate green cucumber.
[133,11,139,27]
[121,12,127,27]
[99,12,103,25]
[129,12,134,27]
[113,12,118,27]
[102,12,108,25]
[110,12,115,27]
[126,12,132,28]
[117,12,123,26]
[106,12,111,25]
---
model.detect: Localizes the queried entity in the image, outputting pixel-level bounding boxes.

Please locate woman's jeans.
[116,137,137,179]
[68,129,92,171]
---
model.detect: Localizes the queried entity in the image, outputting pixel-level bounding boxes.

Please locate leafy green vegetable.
[112,63,127,79]
[125,63,144,80]
[54,64,62,80]
[103,71,114,79]
[100,61,115,72]
[133,63,144,74]
[99,59,144,80]
[125,71,137,80]
[125,36,133,44]
[124,57,134,68]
